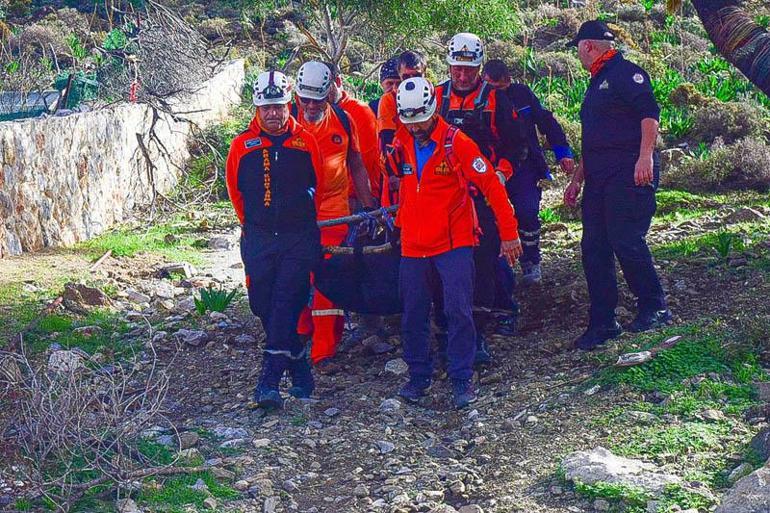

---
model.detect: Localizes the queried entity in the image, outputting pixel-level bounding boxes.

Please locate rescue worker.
[326,61,383,205]
[377,50,428,157]
[435,33,529,360]
[226,71,324,409]
[388,77,522,408]
[369,57,400,115]
[564,20,672,350]
[483,59,576,286]
[293,61,377,370]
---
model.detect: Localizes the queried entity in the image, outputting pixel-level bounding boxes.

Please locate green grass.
[20,309,133,356]
[138,471,240,511]
[78,221,205,263]
[597,324,766,394]
[539,207,561,224]
[573,481,650,511]
[592,322,768,491]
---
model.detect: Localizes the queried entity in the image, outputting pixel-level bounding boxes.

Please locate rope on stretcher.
[319,205,400,255]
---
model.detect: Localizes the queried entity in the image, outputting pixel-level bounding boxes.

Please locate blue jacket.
[580,52,660,181]
[502,83,573,179]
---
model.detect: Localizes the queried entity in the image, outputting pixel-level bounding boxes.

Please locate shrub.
[669,83,711,109]
[664,137,770,193]
[690,102,768,145]
[538,51,582,79]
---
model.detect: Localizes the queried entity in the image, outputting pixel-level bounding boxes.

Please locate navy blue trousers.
[400,247,476,381]
[581,175,666,327]
[241,227,321,358]
[506,167,543,265]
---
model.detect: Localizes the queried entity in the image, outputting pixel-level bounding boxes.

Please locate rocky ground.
[1,193,770,513]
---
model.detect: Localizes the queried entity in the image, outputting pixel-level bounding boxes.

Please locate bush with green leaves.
[690,102,768,145]
[194,285,239,315]
[664,136,770,193]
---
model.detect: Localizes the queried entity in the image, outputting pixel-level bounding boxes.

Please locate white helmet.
[253,70,292,106]
[396,77,436,124]
[296,61,332,100]
[446,32,484,67]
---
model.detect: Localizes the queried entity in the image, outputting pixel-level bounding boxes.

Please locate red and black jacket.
[226,116,325,233]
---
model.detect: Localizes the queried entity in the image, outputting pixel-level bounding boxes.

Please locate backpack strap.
[331,104,353,140]
[473,80,492,112]
[443,125,461,171]
[290,102,299,119]
[438,79,452,119]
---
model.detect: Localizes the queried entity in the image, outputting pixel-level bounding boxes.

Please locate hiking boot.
[573,321,623,351]
[288,355,315,399]
[520,262,542,286]
[474,332,493,366]
[451,379,477,409]
[626,309,673,333]
[398,376,431,403]
[495,312,518,337]
[254,353,285,409]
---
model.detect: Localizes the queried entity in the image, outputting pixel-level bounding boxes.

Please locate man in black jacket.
[564,21,671,350]
[483,59,576,286]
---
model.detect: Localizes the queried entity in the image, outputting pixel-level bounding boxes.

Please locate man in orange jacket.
[435,32,530,364]
[226,71,324,409]
[293,61,376,371]
[387,77,522,409]
[326,62,383,205]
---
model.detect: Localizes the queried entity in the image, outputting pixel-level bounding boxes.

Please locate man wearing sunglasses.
[293,61,377,373]
[435,33,529,364]
[387,77,522,409]
[226,71,325,409]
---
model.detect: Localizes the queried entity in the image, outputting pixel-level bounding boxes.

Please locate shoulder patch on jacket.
[633,73,645,84]
[472,157,488,174]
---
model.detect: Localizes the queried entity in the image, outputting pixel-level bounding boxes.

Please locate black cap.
[566,20,616,47]
[380,57,400,82]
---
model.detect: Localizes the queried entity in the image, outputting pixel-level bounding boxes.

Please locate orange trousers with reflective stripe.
[297,224,348,364]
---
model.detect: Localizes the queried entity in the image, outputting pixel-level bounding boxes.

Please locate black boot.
[254,353,286,409]
[626,309,672,333]
[288,351,315,399]
[573,321,623,351]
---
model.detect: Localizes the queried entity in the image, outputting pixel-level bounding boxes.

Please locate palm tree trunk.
[691,0,770,96]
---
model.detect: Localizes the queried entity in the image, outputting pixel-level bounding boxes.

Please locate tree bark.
[692,0,770,95]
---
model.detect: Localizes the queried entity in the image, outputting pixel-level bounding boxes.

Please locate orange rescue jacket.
[393,117,518,258]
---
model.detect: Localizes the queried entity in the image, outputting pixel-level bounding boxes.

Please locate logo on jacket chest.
[599,80,609,90]
[434,161,451,176]
[401,164,414,176]
[245,137,263,148]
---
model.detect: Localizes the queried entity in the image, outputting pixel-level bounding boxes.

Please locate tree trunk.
[692,0,770,96]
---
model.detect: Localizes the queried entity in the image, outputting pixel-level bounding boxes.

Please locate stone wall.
[0,59,245,258]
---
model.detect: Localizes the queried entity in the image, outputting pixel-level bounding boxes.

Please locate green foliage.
[539,207,560,224]
[343,75,381,102]
[78,220,205,263]
[712,230,742,260]
[573,481,651,509]
[598,324,766,394]
[67,33,88,61]
[529,76,588,123]
[755,14,770,29]
[661,106,694,139]
[102,28,128,51]
[138,471,240,509]
[194,285,239,315]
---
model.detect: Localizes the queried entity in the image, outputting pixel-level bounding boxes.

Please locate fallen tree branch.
[89,250,112,272]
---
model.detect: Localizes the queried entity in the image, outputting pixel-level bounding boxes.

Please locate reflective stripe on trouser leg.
[308,223,348,364]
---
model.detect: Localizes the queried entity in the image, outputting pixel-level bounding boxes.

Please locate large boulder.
[561,447,681,496]
[715,466,770,513]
